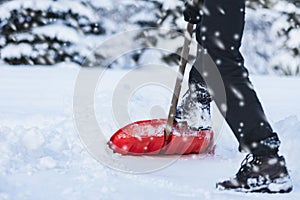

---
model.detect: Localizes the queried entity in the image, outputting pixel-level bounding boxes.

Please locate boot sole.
[216,176,293,193]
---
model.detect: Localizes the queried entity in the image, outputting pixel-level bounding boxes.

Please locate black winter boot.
[174,82,212,131]
[216,154,293,193]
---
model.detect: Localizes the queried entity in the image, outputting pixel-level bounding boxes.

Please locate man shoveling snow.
[182,0,293,193]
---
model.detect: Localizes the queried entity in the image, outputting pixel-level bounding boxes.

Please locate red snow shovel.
[108,0,214,155]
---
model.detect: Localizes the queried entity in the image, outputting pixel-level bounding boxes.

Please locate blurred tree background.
[0,0,299,75]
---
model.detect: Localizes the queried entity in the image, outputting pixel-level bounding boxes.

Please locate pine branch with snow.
[0,0,105,65]
[246,0,300,75]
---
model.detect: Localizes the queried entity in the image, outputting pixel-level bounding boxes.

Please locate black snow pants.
[189,0,280,156]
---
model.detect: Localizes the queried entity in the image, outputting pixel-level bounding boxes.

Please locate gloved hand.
[183,0,202,24]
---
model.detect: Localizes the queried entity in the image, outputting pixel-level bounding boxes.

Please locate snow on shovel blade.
[108,119,214,155]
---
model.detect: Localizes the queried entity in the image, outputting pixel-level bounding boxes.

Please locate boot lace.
[236,154,256,179]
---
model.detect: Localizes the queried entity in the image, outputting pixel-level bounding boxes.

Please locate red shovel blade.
[108,119,214,155]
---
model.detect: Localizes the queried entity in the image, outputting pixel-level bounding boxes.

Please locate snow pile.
[0,117,89,175]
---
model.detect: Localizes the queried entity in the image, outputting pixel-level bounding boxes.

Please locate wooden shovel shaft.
[165,23,194,136]
[165,0,200,136]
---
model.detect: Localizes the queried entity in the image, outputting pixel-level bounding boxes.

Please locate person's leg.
[188,0,292,193]
[190,0,279,156]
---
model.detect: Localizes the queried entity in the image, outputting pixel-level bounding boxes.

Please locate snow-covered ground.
[0,64,300,200]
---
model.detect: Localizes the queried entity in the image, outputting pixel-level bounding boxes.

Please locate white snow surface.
[0,64,300,199]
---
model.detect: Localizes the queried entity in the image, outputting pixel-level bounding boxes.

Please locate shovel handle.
[165,0,200,137]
